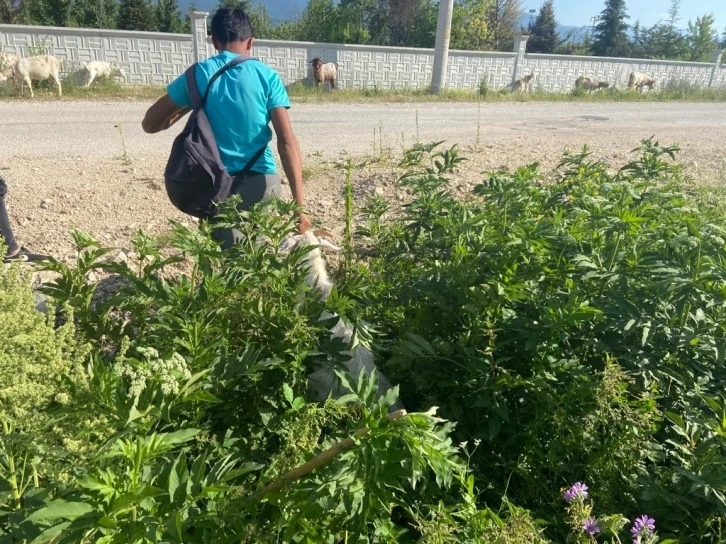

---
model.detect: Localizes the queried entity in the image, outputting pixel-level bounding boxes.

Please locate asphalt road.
[0,100,724,160]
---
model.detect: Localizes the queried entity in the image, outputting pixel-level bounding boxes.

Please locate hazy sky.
[521,0,725,30]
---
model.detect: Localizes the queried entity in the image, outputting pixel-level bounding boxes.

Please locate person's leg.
[0,176,19,257]
[212,172,282,250]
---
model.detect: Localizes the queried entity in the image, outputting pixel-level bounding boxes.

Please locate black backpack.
[164,55,267,219]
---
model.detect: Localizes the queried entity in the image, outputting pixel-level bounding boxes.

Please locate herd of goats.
[512,71,656,94]
[0,52,125,96]
[0,51,658,97]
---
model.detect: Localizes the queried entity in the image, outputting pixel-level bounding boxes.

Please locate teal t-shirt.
[167,51,291,175]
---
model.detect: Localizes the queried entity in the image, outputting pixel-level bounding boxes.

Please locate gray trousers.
[212,172,281,250]
[0,176,18,254]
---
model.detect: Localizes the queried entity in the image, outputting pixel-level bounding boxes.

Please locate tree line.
[0,0,190,33]
[1,0,724,62]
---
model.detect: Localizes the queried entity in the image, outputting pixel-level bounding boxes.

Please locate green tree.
[451,0,494,52]
[215,0,250,11]
[296,0,337,43]
[631,6,689,62]
[330,0,382,44]
[370,0,437,48]
[155,0,184,33]
[70,0,118,28]
[687,14,718,62]
[592,0,630,57]
[246,2,275,39]
[117,0,156,30]
[658,1,688,59]
[24,0,73,26]
[0,0,23,23]
[488,0,525,51]
[527,0,557,54]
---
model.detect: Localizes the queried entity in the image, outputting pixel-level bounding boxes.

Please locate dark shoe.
[3,247,51,264]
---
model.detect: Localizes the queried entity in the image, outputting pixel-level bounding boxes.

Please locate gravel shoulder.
[0,100,724,263]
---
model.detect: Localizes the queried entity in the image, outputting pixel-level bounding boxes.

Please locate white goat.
[310,57,337,90]
[628,71,655,92]
[82,61,127,88]
[0,52,17,79]
[575,76,610,92]
[12,55,63,98]
[279,229,405,411]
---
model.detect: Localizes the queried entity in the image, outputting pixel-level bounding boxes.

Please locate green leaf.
[283,383,294,405]
[223,462,265,482]
[641,321,652,347]
[111,486,165,511]
[26,501,95,522]
[168,452,189,504]
[28,522,71,544]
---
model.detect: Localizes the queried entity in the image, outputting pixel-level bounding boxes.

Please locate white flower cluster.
[115,347,191,397]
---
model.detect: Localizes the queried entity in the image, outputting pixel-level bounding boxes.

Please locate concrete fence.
[1,13,725,91]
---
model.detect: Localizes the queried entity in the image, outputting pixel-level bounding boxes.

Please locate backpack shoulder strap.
[200,55,259,106]
[185,63,202,111]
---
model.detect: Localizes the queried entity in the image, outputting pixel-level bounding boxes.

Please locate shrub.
[0,260,101,510]
[4,140,725,542]
[1,202,545,543]
[354,139,726,542]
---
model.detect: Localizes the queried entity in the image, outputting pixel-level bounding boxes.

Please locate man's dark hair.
[211,7,253,44]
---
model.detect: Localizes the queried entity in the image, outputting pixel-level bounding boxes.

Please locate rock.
[40,199,52,209]
[33,291,49,315]
[374,186,385,197]
[85,270,97,283]
[108,249,128,264]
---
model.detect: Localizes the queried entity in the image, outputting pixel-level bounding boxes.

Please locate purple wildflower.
[564,482,589,502]
[583,518,601,536]
[631,515,656,543]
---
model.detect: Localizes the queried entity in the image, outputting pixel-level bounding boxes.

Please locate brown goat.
[310,57,337,90]
[513,73,534,94]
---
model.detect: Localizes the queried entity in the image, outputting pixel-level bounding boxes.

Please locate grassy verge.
[1,77,725,103]
[0,78,164,101]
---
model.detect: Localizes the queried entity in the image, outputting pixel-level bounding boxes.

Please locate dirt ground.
[1,101,725,266]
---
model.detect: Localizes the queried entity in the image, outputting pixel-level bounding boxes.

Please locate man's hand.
[297,213,311,234]
[142,94,188,134]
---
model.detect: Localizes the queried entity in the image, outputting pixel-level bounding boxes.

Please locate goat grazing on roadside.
[310,57,337,90]
[513,73,534,94]
[0,52,17,80]
[279,229,405,411]
[12,55,63,98]
[575,76,610,92]
[628,72,655,92]
[82,61,127,89]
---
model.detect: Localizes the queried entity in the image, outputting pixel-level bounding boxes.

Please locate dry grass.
[1,77,725,104]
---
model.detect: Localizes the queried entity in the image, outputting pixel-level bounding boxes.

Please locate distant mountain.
[519,14,590,40]
[179,0,307,24]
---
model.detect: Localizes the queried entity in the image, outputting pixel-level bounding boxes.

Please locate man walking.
[142,7,309,245]
[1,176,49,263]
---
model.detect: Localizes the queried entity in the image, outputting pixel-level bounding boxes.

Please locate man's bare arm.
[142,94,190,134]
[270,107,309,232]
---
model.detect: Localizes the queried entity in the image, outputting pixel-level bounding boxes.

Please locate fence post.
[431,0,454,94]
[192,11,210,63]
[512,34,529,86]
[709,49,723,88]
